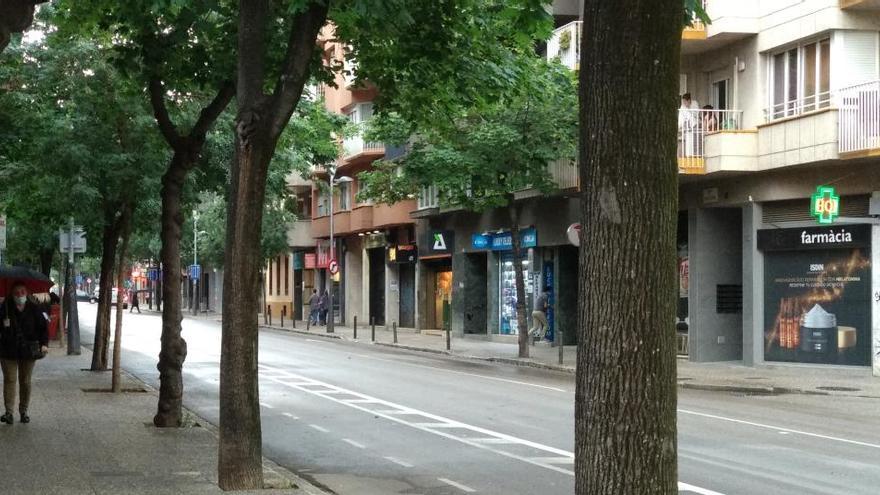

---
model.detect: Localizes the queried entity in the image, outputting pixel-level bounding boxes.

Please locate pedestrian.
[306,289,319,325]
[528,287,551,344]
[130,290,140,314]
[0,281,48,424]
[318,290,329,326]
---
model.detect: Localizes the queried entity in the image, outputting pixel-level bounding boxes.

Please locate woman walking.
[0,281,48,424]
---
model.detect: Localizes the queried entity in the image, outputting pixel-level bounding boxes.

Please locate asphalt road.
[77,304,880,495]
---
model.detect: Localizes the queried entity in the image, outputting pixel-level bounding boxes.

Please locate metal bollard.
[393,321,398,344]
[268,306,272,327]
[371,317,376,342]
[557,330,563,365]
[446,325,451,351]
[353,316,358,340]
[281,307,285,328]
[264,306,268,325]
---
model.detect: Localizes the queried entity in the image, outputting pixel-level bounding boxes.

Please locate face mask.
[14,296,26,306]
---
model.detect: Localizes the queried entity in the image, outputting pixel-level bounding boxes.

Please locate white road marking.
[529,456,574,464]
[282,412,299,420]
[305,339,327,343]
[438,478,476,493]
[342,439,366,449]
[678,482,726,495]
[258,364,725,495]
[260,402,274,409]
[309,424,329,433]
[680,409,880,450]
[383,456,413,468]
[350,352,568,392]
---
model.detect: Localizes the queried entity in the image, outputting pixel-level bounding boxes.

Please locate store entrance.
[368,247,386,325]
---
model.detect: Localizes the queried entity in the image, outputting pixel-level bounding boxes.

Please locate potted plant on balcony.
[559,29,571,52]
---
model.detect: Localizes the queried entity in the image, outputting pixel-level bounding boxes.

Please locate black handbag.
[6,301,45,360]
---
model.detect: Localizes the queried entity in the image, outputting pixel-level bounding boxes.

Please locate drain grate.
[816,386,860,392]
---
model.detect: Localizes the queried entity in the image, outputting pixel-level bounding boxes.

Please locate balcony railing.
[418,184,440,210]
[678,108,743,173]
[764,91,833,122]
[342,126,384,159]
[548,159,578,190]
[547,21,582,71]
[683,0,708,36]
[839,80,880,154]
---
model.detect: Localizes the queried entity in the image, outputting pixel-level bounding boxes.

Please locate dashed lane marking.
[259,364,726,495]
[259,402,274,409]
[383,456,414,468]
[309,424,329,433]
[342,439,366,449]
[438,478,476,493]
[282,412,299,420]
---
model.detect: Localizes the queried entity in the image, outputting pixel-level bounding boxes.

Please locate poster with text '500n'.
[764,248,871,365]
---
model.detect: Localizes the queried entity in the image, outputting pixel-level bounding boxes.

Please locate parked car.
[90,287,128,309]
[75,289,91,302]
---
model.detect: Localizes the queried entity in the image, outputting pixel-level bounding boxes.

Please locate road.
[77,304,880,495]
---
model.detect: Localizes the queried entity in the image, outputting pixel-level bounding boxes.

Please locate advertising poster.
[759,226,871,365]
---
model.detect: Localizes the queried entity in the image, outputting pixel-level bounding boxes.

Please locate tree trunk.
[154,156,190,427]
[112,204,133,393]
[91,207,121,371]
[576,1,681,494]
[38,247,53,277]
[508,202,529,358]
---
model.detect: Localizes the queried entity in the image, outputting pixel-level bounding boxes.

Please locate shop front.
[418,230,454,331]
[758,224,872,366]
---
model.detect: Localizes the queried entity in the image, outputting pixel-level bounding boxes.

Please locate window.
[348,102,373,124]
[316,189,330,216]
[338,181,351,211]
[769,38,830,119]
[284,256,290,296]
[712,79,729,110]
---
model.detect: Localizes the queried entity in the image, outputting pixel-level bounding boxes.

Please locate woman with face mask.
[0,281,48,424]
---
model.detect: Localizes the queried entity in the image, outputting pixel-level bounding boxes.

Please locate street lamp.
[327,172,353,334]
[192,210,207,316]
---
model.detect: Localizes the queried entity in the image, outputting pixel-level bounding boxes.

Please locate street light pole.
[327,171,335,334]
[193,210,198,316]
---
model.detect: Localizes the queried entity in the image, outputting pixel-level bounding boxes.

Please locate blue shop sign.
[471,228,537,251]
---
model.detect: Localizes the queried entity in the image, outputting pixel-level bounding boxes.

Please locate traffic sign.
[0,215,6,250]
[328,259,339,275]
[189,264,201,279]
[59,228,87,253]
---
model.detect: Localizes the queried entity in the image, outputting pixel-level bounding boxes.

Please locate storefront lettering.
[800,229,852,245]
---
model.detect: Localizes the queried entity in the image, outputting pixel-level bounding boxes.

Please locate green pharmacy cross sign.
[811,186,840,224]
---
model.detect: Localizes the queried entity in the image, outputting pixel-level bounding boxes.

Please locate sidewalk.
[0,346,323,495]
[257,318,880,399]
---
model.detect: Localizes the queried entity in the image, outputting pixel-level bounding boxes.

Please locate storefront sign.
[364,233,387,249]
[421,230,455,256]
[388,244,418,264]
[304,253,316,269]
[811,186,840,224]
[758,225,870,252]
[472,228,538,251]
[316,240,331,269]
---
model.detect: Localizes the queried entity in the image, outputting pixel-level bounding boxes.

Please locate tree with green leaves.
[223,0,552,488]
[56,0,238,426]
[359,56,577,358]
[575,2,708,493]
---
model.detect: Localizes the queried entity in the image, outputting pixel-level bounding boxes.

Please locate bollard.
[281,307,285,328]
[306,313,311,332]
[353,316,358,340]
[264,306,268,325]
[557,330,563,365]
[446,325,451,351]
[393,321,398,344]
[268,306,272,327]
[371,317,376,342]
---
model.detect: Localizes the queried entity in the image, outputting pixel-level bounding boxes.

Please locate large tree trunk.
[154,156,190,427]
[91,207,121,371]
[508,202,529,358]
[218,1,328,489]
[575,1,682,494]
[0,0,45,53]
[112,204,133,393]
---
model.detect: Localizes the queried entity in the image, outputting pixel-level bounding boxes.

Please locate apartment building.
[672,0,880,374]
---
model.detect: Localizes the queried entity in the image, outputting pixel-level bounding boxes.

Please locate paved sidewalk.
[257,318,880,399]
[0,346,323,495]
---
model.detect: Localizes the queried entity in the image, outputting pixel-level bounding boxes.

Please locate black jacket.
[0,300,49,360]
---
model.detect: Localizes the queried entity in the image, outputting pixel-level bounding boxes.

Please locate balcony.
[350,205,374,231]
[678,109,747,174]
[839,80,880,157]
[758,102,838,171]
[286,219,313,248]
[547,21,581,71]
[342,126,384,164]
[681,0,759,55]
[311,211,351,238]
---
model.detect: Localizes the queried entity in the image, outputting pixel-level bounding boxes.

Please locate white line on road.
[678,482,726,495]
[350,352,568,392]
[260,402,274,409]
[282,412,299,420]
[305,339,327,343]
[383,456,413,468]
[309,424,329,433]
[438,478,476,493]
[679,409,880,450]
[342,439,366,449]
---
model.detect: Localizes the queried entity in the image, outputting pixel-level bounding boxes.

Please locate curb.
[372,342,577,374]
[259,325,342,340]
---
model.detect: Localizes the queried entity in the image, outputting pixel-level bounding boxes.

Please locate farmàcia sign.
[810,185,840,225]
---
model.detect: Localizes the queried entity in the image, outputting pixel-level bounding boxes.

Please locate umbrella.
[0,266,54,297]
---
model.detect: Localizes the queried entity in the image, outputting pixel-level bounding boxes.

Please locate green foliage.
[684,0,711,27]
[359,56,577,213]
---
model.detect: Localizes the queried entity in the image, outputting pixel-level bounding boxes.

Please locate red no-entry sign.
[328,259,339,275]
